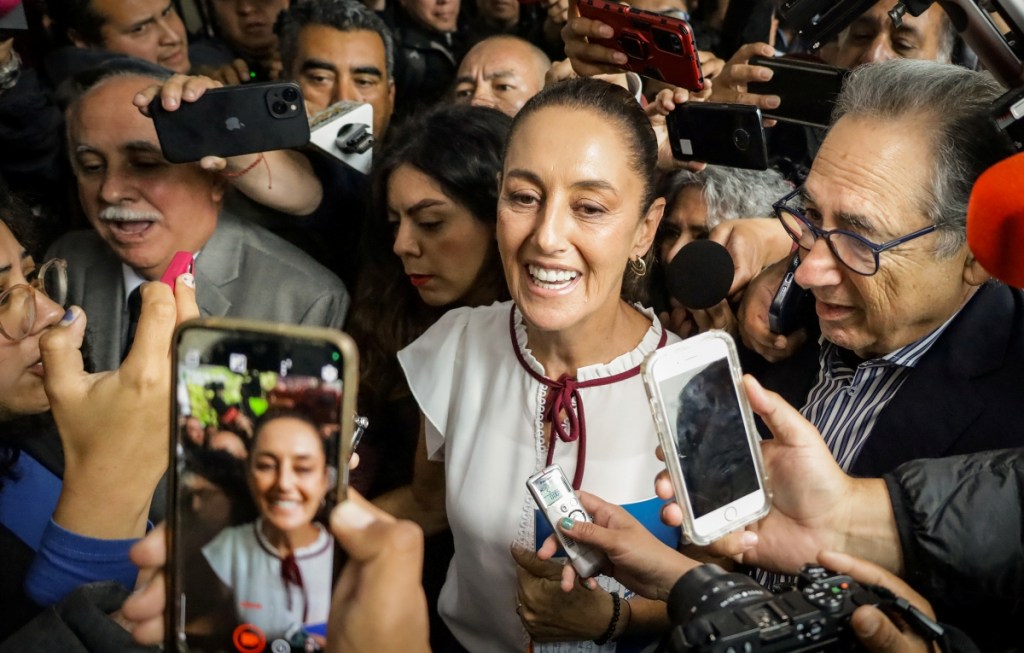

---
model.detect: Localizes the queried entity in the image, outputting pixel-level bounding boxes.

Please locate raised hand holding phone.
[166,320,358,652]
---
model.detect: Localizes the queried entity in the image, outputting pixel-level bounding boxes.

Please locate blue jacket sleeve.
[24,519,140,607]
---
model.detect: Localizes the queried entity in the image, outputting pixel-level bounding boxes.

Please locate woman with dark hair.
[199,410,335,647]
[385,78,680,652]
[347,104,512,649]
[347,103,512,499]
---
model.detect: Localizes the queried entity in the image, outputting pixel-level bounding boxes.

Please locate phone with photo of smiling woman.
[166,319,358,653]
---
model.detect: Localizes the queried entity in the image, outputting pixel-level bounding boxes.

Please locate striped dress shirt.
[801,312,959,472]
[754,311,960,589]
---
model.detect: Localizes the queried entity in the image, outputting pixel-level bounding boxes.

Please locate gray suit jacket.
[47,208,350,371]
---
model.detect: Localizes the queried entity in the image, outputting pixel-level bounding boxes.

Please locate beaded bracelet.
[593,591,621,646]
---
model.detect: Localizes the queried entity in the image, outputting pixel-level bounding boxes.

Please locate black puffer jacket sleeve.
[884,448,1024,651]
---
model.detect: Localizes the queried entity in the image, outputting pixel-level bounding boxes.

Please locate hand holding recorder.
[537,490,702,600]
[736,256,810,362]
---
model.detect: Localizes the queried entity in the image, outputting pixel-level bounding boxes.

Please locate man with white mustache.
[47,60,350,371]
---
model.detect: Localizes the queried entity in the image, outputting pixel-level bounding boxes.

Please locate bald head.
[453,36,550,116]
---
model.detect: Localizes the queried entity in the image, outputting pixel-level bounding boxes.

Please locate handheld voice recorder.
[526,464,608,578]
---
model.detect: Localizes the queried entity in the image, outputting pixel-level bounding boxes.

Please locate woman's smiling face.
[248,416,330,539]
[497,105,661,335]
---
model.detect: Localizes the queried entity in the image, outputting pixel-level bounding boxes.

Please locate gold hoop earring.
[629,257,647,277]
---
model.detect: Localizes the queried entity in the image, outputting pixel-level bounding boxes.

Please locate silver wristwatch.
[0,48,22,92]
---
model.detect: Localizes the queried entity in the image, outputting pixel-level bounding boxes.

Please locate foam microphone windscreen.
[968,152,1024,289]
[665,240,736,310]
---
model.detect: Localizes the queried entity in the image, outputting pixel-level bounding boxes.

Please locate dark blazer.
[47,208,350,372]
[754,282,1024,477]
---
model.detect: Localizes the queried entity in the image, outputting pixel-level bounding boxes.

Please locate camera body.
[667,564,885,653]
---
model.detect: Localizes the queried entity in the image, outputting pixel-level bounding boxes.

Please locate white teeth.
[527,264,579,286]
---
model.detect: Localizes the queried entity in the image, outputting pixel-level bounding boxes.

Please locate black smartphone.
[666,102,769,170]
[768,253,816,335]
[166,318,358,653]
[778,0,876,50]
[747,56,849,128]
[150,81,310,163]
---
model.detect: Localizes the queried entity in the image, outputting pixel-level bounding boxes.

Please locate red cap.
[967,152,1024,288]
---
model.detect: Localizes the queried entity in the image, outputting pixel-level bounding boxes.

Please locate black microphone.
[665,240,735,310]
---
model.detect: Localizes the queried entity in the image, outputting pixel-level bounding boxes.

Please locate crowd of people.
[0,0,1022,651]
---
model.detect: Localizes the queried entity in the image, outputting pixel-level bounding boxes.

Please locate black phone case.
[150,81,310,163]
[667,102,769,170]
[769,253,815,335]
[747,56,849,128]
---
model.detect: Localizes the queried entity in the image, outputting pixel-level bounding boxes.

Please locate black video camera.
[662,564,944,653]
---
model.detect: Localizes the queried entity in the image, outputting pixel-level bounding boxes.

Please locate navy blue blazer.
[750,281,1024,477]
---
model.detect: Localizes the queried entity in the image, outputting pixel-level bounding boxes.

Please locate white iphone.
[642,331,769,545]
[526,464,608,578]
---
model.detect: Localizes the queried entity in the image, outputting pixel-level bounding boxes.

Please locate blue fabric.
[533,496,680,552]
[0,452,62,550]
[25,519,140,607]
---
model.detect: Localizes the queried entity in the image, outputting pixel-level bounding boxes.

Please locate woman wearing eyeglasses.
[0,186,197,650]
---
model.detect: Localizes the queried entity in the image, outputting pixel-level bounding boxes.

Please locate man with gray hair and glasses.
[741,58,1024,478]
[726,58,1024,648]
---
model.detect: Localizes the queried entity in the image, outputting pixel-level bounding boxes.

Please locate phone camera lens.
[652,28,684,53]
[618,34,647,60]
[732,129,751,151]
[272,100,288,115]
[282,87,299,103]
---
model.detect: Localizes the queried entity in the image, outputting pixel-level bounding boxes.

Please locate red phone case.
[159,251,195,289]
[577,0,704,92]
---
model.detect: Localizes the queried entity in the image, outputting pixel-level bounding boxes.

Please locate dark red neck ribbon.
[509,306,667,490]
[281,553,309,622]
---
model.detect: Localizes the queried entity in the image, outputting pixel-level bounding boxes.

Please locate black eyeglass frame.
[771,187,938,277]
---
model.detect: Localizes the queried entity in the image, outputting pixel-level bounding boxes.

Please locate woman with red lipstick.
[347,104,511,649]
[0,185,200,648]
[383,78,681,653]
[348,104,511,498]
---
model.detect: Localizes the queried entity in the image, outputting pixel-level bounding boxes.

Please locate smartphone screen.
[658,357,759,519]
[167,320,357,653]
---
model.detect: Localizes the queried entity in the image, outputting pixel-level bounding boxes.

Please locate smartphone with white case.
[641,331,769,545]
[527,464,608,578]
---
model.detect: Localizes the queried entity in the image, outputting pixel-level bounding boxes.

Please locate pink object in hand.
[0,0,21,19]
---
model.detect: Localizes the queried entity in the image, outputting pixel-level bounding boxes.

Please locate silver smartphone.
[166,318,358,653]
[642,331,769,545]
[526,464,608,578]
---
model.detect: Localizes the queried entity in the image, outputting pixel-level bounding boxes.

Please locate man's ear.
[208,171,228,203]
[963,250,991,287]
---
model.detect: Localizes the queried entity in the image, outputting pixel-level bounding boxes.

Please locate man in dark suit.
[47,62,349,371]
[745,58,1024,477]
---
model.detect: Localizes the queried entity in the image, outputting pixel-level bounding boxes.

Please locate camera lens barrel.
[668,564,772,625]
